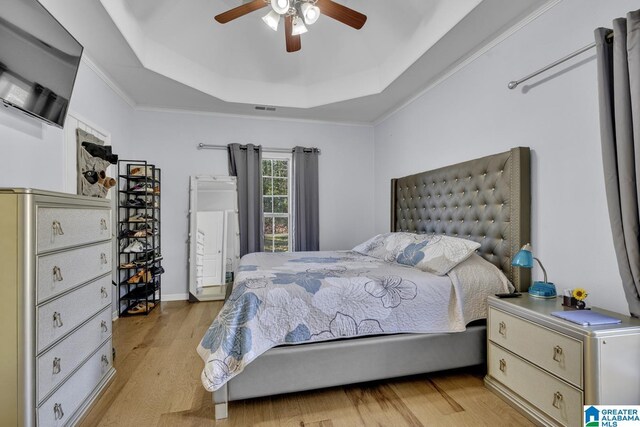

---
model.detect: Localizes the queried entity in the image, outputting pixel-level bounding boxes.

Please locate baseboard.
[161,293,189,301]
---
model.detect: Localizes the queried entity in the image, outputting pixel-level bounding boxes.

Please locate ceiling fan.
[214,0,367,53]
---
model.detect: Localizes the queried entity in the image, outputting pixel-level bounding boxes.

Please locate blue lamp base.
[528,281,556,299]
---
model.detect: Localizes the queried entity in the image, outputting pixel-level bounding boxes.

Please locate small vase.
[576,300,586,310]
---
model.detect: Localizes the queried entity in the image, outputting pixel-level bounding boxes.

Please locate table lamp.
[512,243,556,298]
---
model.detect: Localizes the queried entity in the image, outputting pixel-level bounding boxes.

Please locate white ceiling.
[39,0,549,123]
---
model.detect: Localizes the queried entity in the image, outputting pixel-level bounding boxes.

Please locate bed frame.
[213,147,531,419]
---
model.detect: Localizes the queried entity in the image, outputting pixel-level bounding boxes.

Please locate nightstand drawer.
[489,307,582,387]
[488,343,582,427]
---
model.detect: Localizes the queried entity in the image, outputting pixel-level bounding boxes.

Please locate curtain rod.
[508,31,613,90]
[197,143,321,154]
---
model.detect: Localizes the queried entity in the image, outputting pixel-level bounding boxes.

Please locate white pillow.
[395,234,481,275]
[352,232,430,262]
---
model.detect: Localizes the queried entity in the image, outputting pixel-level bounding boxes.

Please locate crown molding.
[135,105,374,128]
[81,54,137,109]
[372,0,563,127]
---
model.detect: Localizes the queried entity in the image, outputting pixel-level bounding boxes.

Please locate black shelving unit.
[116,160,163,316]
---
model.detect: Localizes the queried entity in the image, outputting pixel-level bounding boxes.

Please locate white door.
[197,211,224,286]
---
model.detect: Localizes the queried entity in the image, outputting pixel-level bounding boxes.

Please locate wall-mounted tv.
[0,0,83,128]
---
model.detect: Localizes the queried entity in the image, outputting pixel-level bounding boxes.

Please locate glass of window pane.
[262,160,272,177]
[274,160,288,177]
[264,238,274,253]
[274,196,288,213]
[273,178,287,195]
[263,197,273,213]
[264,217,274,235]
[274,217,288,252]
[263,177,273,196]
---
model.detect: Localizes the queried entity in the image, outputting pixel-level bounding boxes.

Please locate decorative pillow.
[395,234,481,275]
[352,232,430,262]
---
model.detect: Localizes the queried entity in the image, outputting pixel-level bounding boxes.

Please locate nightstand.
[484,295,640,427]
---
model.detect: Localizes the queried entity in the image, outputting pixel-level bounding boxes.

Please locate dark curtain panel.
[228,143,263,256]
[596,9,640,317]
[292,147,320,251]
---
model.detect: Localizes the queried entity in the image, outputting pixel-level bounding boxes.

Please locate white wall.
[125,111,374,299]
[0,60,134,190]
[373,0,637,315]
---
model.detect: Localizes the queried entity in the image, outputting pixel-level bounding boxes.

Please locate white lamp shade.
[262,10,280,31]
[291,16,308,35]
[300,3,320,25]
[271,0,290,15]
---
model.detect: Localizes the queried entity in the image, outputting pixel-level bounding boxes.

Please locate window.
[262,154,292,252]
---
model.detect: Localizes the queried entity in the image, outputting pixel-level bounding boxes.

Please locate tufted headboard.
[390,147,531,292]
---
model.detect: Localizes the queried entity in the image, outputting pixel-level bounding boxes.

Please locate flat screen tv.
[0,0,83,128]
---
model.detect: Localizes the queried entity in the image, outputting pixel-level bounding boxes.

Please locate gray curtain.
[596,9,640,317]
[228,143,263,256]
[292,147,320,251]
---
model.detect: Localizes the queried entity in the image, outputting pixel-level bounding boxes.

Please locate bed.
[200,147,531,419]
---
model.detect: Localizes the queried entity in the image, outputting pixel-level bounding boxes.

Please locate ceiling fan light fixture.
[262,10,280,31]
[291,16,308,35]
[300,2,320,25]
[271,0,290,15]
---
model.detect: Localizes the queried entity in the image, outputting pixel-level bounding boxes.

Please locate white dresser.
[0,189,115,426]
[485,295,640,427]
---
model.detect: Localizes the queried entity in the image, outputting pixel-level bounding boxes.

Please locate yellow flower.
[572,288,588,301]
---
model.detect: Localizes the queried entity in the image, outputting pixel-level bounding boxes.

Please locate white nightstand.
[484,295,640,427]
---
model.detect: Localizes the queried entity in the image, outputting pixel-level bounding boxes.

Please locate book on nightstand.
[551,310,622,326]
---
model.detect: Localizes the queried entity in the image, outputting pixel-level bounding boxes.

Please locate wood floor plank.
[78,301,535,427]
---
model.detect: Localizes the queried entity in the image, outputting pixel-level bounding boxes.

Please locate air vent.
[254,106,277,112]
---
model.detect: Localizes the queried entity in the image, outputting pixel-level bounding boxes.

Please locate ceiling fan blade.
[315,0,367,30]
[285,15,301,53]
[214,0,268,24]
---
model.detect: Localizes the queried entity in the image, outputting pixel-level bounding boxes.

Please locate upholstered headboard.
[390,147,531,291]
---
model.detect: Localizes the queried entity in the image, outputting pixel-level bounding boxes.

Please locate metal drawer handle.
[53,403,64,420]
[53,357,61,375]
[101,286,108,298]
[52,220,64,235]
[53,312,63,328]
[101,320,108,333]
[498,321,507,337]
[53,266,64,282]
[101,354,109,367]
[552,391,563,409]
[100,253,108,264]
[553,345,563,362]
[499,359,507,373]
[100,218,108,230]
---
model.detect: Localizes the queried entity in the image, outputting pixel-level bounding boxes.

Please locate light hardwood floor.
[79,301,533,427]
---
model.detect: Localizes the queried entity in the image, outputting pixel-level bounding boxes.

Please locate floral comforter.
[197,251,511,391]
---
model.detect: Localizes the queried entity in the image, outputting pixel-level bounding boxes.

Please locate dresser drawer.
[488,343,582,427]
[36,207,111,253]
[489,307,583,387]
[37,340,113,427]
[37,275,112,353]
[37,241,112,303]
[37,307,112,403]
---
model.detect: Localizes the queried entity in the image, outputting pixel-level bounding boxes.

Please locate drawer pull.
[498,321,507,337]
[101,354,109,367]
[553,345,563,363]
[100,218,108,230]
[552,391,563,409]
[52,266,64,282]
[101,286,108,298]
[52,220,65,236]
[499,358,507,373]
[101,320,109,333]
[100,252,108,264]
[53,357,61,375]
[53,312,63,328]
[53,403,64,420]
